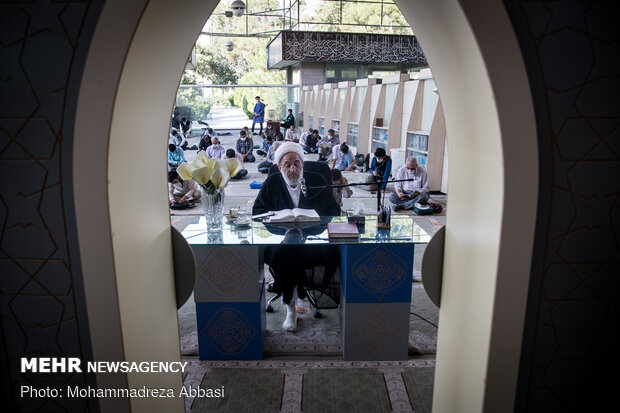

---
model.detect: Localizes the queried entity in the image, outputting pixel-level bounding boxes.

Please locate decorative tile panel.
[507,1,620,410]
[341,244,414,303]
[192,245,263,302]
[0,1,103,410]
[196,301,265,360]
[268,30,427,69]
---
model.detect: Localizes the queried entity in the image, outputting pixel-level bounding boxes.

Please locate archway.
[74,0,538,412]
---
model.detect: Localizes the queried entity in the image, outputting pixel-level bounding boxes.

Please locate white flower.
[210,168,230,188]
[175,155,233,191]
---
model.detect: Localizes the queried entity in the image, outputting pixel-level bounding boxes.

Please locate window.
[406,132,429,168]
[338,89,346,118]
[383,84,398,127]
[372,127,388,151]
[347,123,359,147]
[323,89,331,112]
[356,86,367,122]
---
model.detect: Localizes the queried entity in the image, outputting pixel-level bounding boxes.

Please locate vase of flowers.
[200,186,225,231]
[177,151,242,232]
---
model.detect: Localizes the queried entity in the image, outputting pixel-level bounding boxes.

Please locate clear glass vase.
[200,186,225,232]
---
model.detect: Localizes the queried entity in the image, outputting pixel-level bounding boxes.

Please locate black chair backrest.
[268,161,331,185]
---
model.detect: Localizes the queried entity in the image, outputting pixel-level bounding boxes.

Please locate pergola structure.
[202,0,412,39]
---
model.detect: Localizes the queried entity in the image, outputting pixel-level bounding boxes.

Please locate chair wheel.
[266,304,274,313]
[313,310,322,318]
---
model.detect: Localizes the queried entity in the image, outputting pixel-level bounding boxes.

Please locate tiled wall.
[0,1,103,410]
[505,1,620,411]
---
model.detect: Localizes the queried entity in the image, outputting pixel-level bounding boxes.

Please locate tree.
[311,1,411,35]
[233,69,287,120]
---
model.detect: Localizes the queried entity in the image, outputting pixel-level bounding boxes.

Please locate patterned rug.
[183,358,435,413]
[180,325,436,358]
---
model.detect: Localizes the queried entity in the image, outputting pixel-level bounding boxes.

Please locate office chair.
[267,159,331,180]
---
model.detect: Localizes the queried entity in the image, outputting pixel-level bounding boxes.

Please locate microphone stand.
[306,178,417,211]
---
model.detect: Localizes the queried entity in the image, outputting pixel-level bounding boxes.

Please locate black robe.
[252,170,341,216]
[252,170,341,304]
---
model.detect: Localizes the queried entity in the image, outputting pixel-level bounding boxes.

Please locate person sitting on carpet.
[169,129,188,150]
[256,134,273,157]
[253,142,340,332]
[206,137,225,159]
[364,147,392,193]
[331,143,356,171]
[284,124,300,143]
[167,143,186,170]
[331,168,353,208]
[179,117,191,139]
[236,129,256,163]
[257,141,281,173]
[317,129,339,162]
[168,170,200,205]
[303,129,320,154]
[299,127,313,148]
[390,156,430,211]
[263,122,282,142]
[222,149,248,179]
[198,131,211,152]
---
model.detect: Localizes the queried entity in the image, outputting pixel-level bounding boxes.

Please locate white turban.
[274,141,304,166]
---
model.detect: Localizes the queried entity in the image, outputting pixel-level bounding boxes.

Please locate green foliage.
[233,69,287,120]
[176,88,212,121]
[307,1,411,35]
[186,43,240,85]
[241,96,253,120]
[191,100,213,121]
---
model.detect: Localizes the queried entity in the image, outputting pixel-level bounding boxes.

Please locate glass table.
[182,215,430,361]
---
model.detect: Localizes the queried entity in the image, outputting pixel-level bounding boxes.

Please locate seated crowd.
[167,121,431,214]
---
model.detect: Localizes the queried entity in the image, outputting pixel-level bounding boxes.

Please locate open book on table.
[266,208,320,223]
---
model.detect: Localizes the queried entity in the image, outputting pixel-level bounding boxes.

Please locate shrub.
[241,96,254,120]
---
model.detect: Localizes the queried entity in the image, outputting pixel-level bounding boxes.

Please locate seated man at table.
[253,142,341,332]
[280,108,295,129]
[390,156,430,211]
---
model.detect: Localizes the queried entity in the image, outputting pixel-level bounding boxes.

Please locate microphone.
[299,178,308,197]
[304,177,419,211]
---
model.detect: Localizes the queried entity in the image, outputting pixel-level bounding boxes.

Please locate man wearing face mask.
[364,147,392,193]
[206,137,225,159]
[236,129,255,162]
[252,96,265,136]
[253,142,340,332]
[168,170,200,205]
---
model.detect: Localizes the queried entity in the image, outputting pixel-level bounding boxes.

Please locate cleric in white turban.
[252,141,340,332]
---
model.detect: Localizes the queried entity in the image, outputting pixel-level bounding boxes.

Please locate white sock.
[282,301,297,332]
[282,287,298,332]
